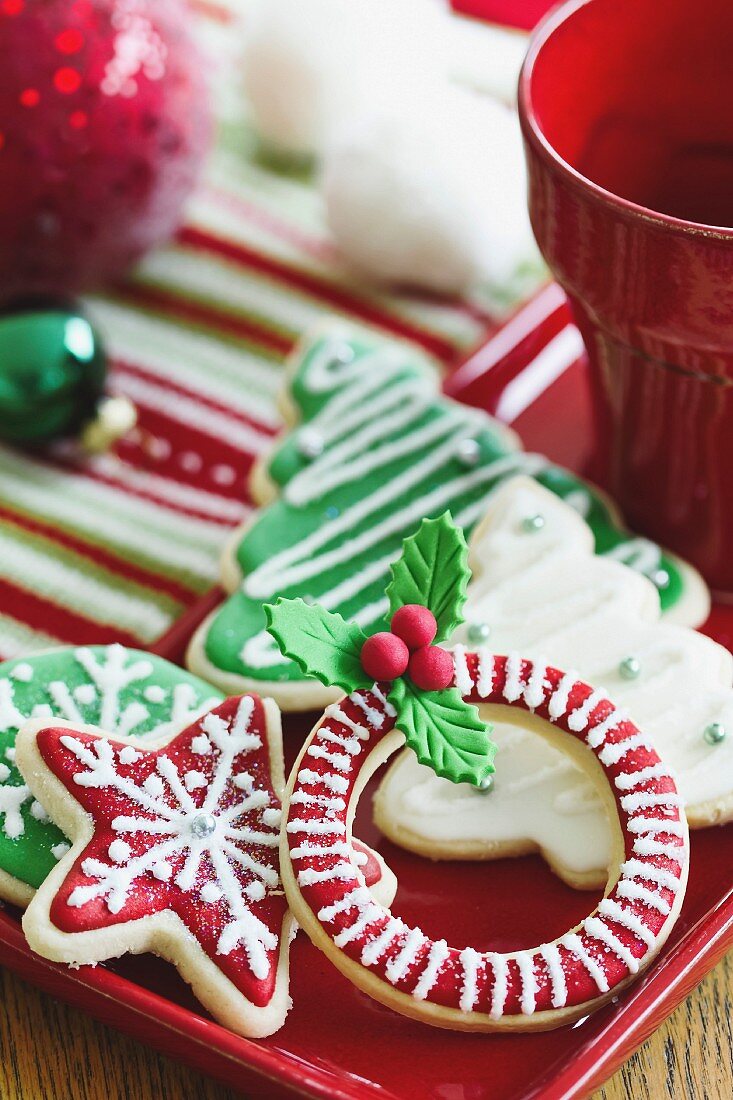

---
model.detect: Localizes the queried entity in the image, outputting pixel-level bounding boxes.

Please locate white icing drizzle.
[334,903,383,948]
[476,648,495,698]
[307,745,351,772]
[459,947,482,1012]
[361,917,406,967]
[515,951,538,1015]
[488,953,509,1018]
[503,652,523,702]
[548,672,578,721]
[632,837,686,863]
[297,768,349,795]
[286,819,346,837]
[620,791,683,814]
[523,660,547,710]
[351,692,385,729]
[413,939,450,1001]
[386,927,426,984]
[539,943,568,1009]
[452,646,473,697]
[614,763,670,791]
[297,862,356,887]
[324,704,369,739]
[616,880,672,916]
[598,732,653,767]
[583,917,640,973]
[621,859,682,892]
[568,689,608,733]
[598,899,657,948]
[627,816,685,838]
[318,887,372,924]
[585,709,623,750]
[289,791,346,812]
[560,933,609,993]
[290,841,352,860]
[319,729,362,756]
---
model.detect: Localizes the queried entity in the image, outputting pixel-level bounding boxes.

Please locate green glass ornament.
[0,308,108,444]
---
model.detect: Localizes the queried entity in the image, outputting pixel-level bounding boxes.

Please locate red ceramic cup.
[519,0,733,595]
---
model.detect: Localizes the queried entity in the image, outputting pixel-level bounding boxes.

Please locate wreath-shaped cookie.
[267,515,690,1031]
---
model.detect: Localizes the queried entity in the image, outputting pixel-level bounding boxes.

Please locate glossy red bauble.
[0,0,212,302]
[408,644,454,691]
[360,632,410,682]
[390,605,437,651]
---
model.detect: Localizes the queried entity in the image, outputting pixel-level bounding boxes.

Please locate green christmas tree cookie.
[188,324,700,710]
[0,645,222,905]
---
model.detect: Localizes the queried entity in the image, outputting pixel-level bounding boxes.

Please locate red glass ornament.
[408,645,454,691]
[360,633,410,683]
[390,605,438,651]
[0,0,212,302]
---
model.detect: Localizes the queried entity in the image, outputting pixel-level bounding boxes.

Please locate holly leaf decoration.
[386,513,470,642]
[264,598,371,694]
[389,678,496,787]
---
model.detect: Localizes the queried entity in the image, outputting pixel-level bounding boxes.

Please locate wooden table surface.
[0,950,730,1100]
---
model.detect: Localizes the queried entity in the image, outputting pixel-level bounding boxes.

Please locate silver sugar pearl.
[191,813,217,839]
[328,341,355,367]
[651,568,670,591]
[467,622,491,644]
[325,505,340,520]
[477,774,495,793]
[619,656,641,680]
[457,438,481,468]
[298,428,325,460]
[521,513,545,533]
[704,721,726,745]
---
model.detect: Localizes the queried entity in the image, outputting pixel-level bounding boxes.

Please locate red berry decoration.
[408,645,454,692]
[391,604,437,651]
[0,0,212,303]
[361,632,410,682]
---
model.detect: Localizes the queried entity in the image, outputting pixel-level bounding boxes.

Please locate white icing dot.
[261,807,281,829]
[73,684,96,706]
[143,775,165,798]
[191,735,211,756]
[180,450,203,473]
[212,464,236,486]
[201,882,223,904]
[51,842,70,861]
[0,764,10,783]
[119,747,142,766]
[246,881,266,901]
[144,685,167,705]
[184,770,207,792]
[109,840,131,864]
[30,800,49,822]
[152,861,173,881]
[10,663,33,683]
[31,704,53,719]
[4,748,15,763]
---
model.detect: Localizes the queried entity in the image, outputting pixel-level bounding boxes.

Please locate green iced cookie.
[0,645,222,904]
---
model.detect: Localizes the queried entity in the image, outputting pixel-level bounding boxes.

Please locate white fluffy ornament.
[322,87,540,295]
[242,0,448,159]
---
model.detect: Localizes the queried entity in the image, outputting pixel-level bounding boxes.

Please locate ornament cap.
[80,396,137,454]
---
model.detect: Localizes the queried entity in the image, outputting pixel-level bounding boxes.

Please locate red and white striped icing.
[285,654,689,1020]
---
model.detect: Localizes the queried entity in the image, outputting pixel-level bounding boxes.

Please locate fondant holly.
[0,646,222,903]
[192,327,689,701]
[266,514,497,787]
[17,697,292,1037]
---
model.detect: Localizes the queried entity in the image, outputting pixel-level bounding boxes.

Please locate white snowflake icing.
[0,645,221,842]
[60,698,281,981]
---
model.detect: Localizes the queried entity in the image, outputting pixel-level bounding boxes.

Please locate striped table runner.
[0,0,539,660]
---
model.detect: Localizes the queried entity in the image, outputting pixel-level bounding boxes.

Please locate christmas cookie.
[375,478,733,889]
[18,697,292,1038]
[0,646,221,908]
[269,516,689,1030]
[187,324,707,711]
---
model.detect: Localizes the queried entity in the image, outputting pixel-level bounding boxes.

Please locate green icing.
[0,646,222,892]
[203,329,685,687]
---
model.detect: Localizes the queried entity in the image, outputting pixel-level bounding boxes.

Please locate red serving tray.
[1,290,732,1100]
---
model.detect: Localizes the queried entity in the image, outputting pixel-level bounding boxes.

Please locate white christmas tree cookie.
[374,477,732,888]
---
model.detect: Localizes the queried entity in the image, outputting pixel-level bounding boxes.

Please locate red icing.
[407,645,454,691]
[391,605,437,651]
[361,633,409,682]
[286,657,688,1022]
[36,696,288,1010]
